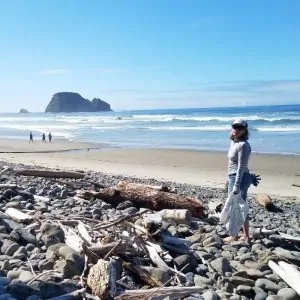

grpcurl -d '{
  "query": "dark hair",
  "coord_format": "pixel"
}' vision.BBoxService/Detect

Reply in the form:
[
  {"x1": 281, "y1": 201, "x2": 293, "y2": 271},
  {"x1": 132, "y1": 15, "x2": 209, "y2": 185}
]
[{"x1": 230, "y1": 127, "x2": 249, "y2": 141}]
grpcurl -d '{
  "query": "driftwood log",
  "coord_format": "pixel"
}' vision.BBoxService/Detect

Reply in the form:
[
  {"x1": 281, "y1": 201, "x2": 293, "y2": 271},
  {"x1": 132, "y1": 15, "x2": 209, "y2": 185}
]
[
  {"x1": 81, "y1": 181, "x2": 204, "y2": 218},
  {"x1": 255, "y1": 194, "x2": 273, "y2": 209},
  {"x1": 87, "y1": 259, "x2": 117, "y2": 299},
  {"x1": 5, "y1": 208, "x2": 33, "y2": 223},
  {"x1": 16, "y1": 169, "x2": 84, "y2": 179},
  {"x1": 269, "y1": 260, "x2": 300, "y2": 295}
]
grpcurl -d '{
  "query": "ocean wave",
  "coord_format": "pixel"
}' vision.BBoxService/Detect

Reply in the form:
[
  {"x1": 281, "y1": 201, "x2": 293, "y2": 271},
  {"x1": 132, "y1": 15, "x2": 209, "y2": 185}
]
[
  {"x1": 256, "y1": 127, "x2": 300, "y2": 132},
  {"x1": 146, "y1": 126, "x2": 230, "y2": 131}
]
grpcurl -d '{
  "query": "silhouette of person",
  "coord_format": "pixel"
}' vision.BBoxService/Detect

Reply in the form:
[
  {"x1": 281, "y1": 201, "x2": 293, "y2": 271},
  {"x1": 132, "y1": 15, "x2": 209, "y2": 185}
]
[
  {"x1": 29, "y1": 132, "x2": 33, "y2": 143},
  {"x1": 48, "y1": 132, "x2": 52, "y2": 143},
  {"x1": 42, "y1": 133, "x2": 46, "y2": 143}
]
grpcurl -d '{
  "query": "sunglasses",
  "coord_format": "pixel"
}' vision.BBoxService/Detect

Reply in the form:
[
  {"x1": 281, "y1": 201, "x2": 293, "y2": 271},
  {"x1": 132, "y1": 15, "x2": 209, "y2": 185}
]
[{"x1": 232, "y1": 124, "x2": 244, "y2": 130}]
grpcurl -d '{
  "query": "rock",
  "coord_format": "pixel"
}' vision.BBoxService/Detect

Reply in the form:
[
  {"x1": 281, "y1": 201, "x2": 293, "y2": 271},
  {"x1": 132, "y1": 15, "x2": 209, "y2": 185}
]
[
  {"x1": 13, "y1": 229, "x2": 38, "y2": 246},
  {"x1": 29, "y1": 281, "x2": 68, "y2": 299},
  {"x1": 244, "y1": 260, "x2": 268, "y2": 271},
  {"x1": 277, "y1": 288, "x2": 300, "y2": 300},
  {"x1": 255, "y1": 279, "x2": 280, "y2": 293},
  {"x1": 237, "y1": 285, "x2": 252, "y2": 293},
  {"x1": 38, "y1": 259, "x2": 55, "y2": 272},
  {"x1": 0, "y1": 294, "x2": 16, "y2": 300},
  {"x1": 142, "y1": 267, "x2": 171, "y2": 284},
  {"x1": 202, "y1": 290, "x2": 219, "y2": 300},
  {"x1": 210, "y1": 257, "x2": 232, "y2": 275},
  {"x1": 246, "y1": 269, "x2": 265, "y2": 279},
  {"x1": 254, "y1": 292, "x2": 268, "y2": 300},
  {"x1": 19, "y1": 109, "x2": 29, "y2": 113},
  {"x1": 196, "y1": 264, "x2": 208, "y2": 276},
  {"x1": 3, "y1": 189, "x2": 17, "y2": 199},
  {"x1": 0, "y1": 276, "x2": 11, "y2": 285},
  {"x1": 10, "y1": 195, "x2": 25, "y2": 203},
  {"x1": 1, "y1": 241, "x2": 19, "y2": 256},
  {"x1": 229, "y1": 276, "x2": 255, "y2": 287},
  {"x1": 40, "y1": 223, "x2": 65, "y2": 247},
  {"x1": 19, "y1": 271, "x2": 34, "y2": 283},
  {"x1": 174, "y1": 254, "x2": 197, "y2": 273},
  {"x1": 18, "y1": 192, "x2": 34, "y2": 201},
  {"x1": 7, "y1": 281, "x2": 39, "y2": 300},
  {"x1": 122, "y1": 207, "x2": 138, "y2": 215},
  {"x1": 194, "y1": 275, "x2": 214, "y2": 287},
  {"x1": 54, "y1": 259, "x2": 83, "y2": 278},
  {"x1": 45, "y1": 92, "x2": 112, "y2": 113},
  {"x1": 116, "y1": 201, "x2": 133, "y2": 210},
  {"x1": 7, "y1": 270, "x2": 21, "y2": 280}
]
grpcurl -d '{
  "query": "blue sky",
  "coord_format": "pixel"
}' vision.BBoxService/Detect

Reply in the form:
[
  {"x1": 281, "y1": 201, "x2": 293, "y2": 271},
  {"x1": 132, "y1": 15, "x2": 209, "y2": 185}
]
[{"x1": 1, "y1": 0, "x2": 300, "y2": 112}]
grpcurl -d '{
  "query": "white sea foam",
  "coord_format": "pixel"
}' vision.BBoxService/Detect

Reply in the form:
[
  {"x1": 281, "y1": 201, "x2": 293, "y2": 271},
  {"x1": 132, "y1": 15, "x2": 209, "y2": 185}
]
[{"x1": 256, "y1": 127, "x2": 300, "y2": 132}]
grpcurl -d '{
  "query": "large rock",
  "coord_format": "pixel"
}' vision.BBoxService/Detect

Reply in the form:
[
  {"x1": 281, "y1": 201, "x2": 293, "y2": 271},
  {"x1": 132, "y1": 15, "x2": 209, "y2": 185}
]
[
  {"x1": 210, "y1": 257, "x2": 232, "y2": 275},
  {"x1": 45, "y1": 92, "x2": 112, "y2": 113},
  {"x1": 19, "y1": 108, "x2": 29, "y2": 113}
]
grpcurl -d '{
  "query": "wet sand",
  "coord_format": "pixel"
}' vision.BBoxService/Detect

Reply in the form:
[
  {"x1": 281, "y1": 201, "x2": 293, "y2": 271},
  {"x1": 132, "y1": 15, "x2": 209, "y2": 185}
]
[{"x1": 0, "y1": 139, "x2": 298, "y2": 198}]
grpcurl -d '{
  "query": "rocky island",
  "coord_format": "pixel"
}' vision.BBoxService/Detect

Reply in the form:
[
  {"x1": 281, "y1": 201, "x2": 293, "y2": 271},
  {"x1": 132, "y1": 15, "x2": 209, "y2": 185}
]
[
  {"x1": 45, "y1": 92, "x2": 112, "y2": 113},
  {"x1": 19, "y1": 109, "x2": 29, "y2": 114}
]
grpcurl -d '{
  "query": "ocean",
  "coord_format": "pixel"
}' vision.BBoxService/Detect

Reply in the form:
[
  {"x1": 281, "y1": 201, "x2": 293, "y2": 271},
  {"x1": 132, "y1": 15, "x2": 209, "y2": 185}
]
[{"x1": 0, "y1": 104, "x2": 299, "y2": 155}]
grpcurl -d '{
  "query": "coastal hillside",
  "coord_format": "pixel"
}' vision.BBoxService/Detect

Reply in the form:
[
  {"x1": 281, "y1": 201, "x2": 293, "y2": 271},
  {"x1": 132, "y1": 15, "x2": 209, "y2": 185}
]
[{"x1": 45, "y1": 92, "x2": 112, "y2": 113}]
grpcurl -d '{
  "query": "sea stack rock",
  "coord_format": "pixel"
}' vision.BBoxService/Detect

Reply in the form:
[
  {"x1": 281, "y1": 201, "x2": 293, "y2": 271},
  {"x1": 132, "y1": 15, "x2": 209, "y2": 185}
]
[
  {"x1": 19, "y1": 108, "x2": 29, "y2": 114},
  {"x1": 45, "y1": 92, "x2": 112, "y2": 113}
]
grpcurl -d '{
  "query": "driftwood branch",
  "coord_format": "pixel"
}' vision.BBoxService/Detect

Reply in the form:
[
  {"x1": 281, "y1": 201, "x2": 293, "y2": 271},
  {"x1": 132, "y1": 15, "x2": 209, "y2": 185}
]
[
  {"x1": 115, "y1": 287, "x2": 205, "y2": 300},
  {"x1": 16, "y1": 169, "x2": 84, "y2": 179}
]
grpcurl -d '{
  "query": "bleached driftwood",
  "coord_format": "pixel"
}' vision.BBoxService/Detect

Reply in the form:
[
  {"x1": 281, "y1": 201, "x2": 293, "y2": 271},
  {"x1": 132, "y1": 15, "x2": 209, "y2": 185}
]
[
  {"x1": 0, "y1": 184, "x2": 18, "y2": 189},
  {"x1": 116, "y1": 287, "x2": 205, "y2": 300},
  {"x1": 0, "y1": 166, "x2": 11, "y2": 175},
  {"x1": 78, "y1": 221, "x2": 92, "y2": 245},
  {"x1": 87, "y1": 242, "x2": 124, "y2": 258},
  {"x1": 5, "y1": 208, "x2": 33, "y2": 223},
  {"x1": 268, "y1": 260, "x2": 300, "y2": 295},
  {"x1": 87, "y1": 259, "x2": 117, "y2": 299},
  {"x1": 159, "y1": 209, "x2": 192, "y2": 225},
  {"x1": 34, "y1": 195, "x2": 50, "y2": 202},
  {"x1": 80, "y1": 181, "x2": 205, "y2": 218},
  {"x1": 144, "y1": 213, "x2": 163, "y2": 230},
  {"x1": 147, "y1": 241, "x2": 173, "y2": 263},
  {"x1": 58, "y1": 222, "x2": 83, "y2": 253},
  {"x1": 16, "y1": 169, "x2": 84, "y2": 179},
  {"x1": 146, "y1": 245, "x2": 186, "y2": 278},
  {"x1": 255, "y1": 194, "x2": 273, "y2": 209},
  {"x1": 279, "y1": 232, "x2": 300, "y2": 243}
]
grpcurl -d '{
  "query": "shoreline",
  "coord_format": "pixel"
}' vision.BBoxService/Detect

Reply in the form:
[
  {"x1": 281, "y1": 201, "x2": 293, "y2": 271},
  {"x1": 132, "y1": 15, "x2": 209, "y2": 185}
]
[{"x1": 0, "y1": 139, "x2": 298, "y2": 199}]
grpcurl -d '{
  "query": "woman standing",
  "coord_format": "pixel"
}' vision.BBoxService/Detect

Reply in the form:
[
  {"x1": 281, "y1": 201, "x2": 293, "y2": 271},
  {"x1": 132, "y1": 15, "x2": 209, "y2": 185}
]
[{"x1": 225, "y1": 119, "x2": 252, "y2": 243}]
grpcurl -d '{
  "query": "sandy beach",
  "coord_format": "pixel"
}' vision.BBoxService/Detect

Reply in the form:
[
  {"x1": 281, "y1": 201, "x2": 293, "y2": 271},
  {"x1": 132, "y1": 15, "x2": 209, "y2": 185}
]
[{"x1": 0, "y1": 139, "x2": 298, "y2": 198}]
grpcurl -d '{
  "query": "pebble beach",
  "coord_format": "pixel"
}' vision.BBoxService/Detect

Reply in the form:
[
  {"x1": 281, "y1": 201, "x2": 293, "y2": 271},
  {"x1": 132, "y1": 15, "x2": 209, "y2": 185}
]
[{"x1": 0, "y1": 148, "x2": 298, "y2": 299}]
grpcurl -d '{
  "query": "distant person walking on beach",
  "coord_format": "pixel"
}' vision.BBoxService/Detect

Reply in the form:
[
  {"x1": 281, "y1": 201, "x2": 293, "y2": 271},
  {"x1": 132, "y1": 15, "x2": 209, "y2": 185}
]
[
  {"x1": 29, "y1": 132, "x2": 33, "y2": 143},
  {"x1": 224, "y1": 119, "x2": 254, "y2": 243},
  {"x1": 48, "y1": 132, "x2": 52, "y2": 143},
  {"x1": 42, "y1": 133, "x2": 46, "y2": 143}
]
